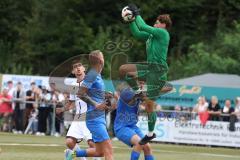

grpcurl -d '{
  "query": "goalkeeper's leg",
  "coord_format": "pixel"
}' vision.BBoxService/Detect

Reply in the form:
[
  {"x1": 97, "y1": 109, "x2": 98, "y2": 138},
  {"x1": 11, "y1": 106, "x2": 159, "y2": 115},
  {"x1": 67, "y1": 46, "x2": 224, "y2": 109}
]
[
  {"x1": 139, "y1": 69, "x2": 172, "y2": 145},
  {"x1": 139, "y1": 97, "x2": 157, "y2": 145}
]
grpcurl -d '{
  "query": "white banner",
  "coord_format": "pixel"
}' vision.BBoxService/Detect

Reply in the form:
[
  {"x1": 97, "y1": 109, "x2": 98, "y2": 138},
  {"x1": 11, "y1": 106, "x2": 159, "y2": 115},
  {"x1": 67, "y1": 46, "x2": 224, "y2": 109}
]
[
  {"x1": 2, "y1": 74, "x2": 49, "y2": 90},
  {"x1": 137, "y1": 116, "x2": 240, "y2": 147},
  {"x1": 0, "y1": 74, "x2": 113, "y2": 93},
  {"x1": 1, "y1": 74, "x2": 76, "y2": 91}
]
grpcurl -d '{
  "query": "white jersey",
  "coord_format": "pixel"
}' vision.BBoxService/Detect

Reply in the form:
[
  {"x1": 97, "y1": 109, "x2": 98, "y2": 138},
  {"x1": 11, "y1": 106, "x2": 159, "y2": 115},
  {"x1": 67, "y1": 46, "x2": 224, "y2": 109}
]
[
  {"x1": 67, "y1": 81, "x2": 92, "y2": 141},
  {"x1": 8, "y1": 87, "x2": 14, "y2": 97},
  {"x1": 69, "y1": 81, "x2": 87, "y2": 115}
]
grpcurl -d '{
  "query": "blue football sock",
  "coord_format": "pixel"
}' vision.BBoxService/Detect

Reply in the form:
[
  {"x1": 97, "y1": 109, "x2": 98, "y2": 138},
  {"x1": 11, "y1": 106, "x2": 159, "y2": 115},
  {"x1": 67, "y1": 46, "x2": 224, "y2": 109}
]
[
  {"x1": 145, "y1": 154, "x2": 154, "y2": 160},
  {"x1": 131, "y1": 150, "x2": 140, "y2": 160},
  {"x1": 76, "y1": 149, "x2": 87, "y2": 157}
]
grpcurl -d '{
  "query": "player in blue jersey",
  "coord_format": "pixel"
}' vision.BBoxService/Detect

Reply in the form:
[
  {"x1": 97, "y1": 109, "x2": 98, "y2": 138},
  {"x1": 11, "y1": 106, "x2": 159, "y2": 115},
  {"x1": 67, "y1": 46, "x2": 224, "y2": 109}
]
[
  {"x1": 70, "y1": 50, "x2": 113, "y2": 160},
  {"x1": 114, "y1": 88, "x2": 154, "y2": 160},
  {"x1": 57, "y1": 60, "x2": 101, "y2": 160}
]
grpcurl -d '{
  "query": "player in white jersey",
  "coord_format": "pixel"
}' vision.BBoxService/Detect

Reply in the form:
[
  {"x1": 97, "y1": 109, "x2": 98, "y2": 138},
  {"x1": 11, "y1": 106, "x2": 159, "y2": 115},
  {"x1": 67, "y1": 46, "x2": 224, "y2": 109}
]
[
  {"x1": 57, "y1": 60, "x2": 100, "y2": 160},
  {"x1": 66, "y1": 84, "x2": 91, "y2": 142}
]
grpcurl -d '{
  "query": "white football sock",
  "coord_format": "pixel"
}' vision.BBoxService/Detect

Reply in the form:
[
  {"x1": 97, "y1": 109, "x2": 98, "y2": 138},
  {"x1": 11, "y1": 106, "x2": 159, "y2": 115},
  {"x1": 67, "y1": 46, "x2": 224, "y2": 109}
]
[{"x1": 147, "y1": 131, "x2": 154, "y2": 137}]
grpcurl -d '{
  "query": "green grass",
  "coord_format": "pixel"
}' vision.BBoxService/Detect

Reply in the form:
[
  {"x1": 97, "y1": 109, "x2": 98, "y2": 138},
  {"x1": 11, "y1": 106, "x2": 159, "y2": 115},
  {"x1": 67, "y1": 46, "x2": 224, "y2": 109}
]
[{"x1": 0, "y1": 132, "x2": 239, "y2": 160}]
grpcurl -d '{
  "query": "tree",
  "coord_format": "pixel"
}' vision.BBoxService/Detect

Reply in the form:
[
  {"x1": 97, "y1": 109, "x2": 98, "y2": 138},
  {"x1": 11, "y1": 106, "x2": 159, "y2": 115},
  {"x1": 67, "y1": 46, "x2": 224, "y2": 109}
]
[
  {"x1": 0, "y1": 0, "x2": 239, "y2": 79},
  {"x1": 169, "y1": 22, "x2": 240, "y2": 80}
]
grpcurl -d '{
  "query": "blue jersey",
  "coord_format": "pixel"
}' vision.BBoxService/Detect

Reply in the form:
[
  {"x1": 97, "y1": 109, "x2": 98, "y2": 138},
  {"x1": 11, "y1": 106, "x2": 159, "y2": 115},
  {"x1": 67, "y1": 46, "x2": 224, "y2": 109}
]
[
  {"x1": 82, "y1": 68, "x2": 105, "y2": 122},
  {"x1": 114, "y1": 98, "x2": 140, "y2": 131}
]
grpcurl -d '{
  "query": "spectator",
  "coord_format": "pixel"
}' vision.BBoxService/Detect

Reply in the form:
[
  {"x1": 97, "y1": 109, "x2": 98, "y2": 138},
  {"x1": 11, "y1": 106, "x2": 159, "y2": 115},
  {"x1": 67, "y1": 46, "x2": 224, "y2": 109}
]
[
  {"x1": 193, "y1": 96, "x2": 208, "y2": 113},
  {"x1": 25, "y1": 106, "x2": 39, "y2": 134},
  {"x1": 7, "y1": 81, "x2": 14, "y2": 97},
  {"x1": 182, "y1": 107, "x2": 192, "y2": 121},
  {"x1": 208, "y1": 96, "x2": 221, "y2": 121},
  {"x1": 12, "y1": 82, "x2": 26, "y2": 134},
  {"x1": 25, "y1": 83, "x2": 41, "y2": 134},
  {"x1": 228, "y1": 97, "x2": 240, "y2": 131},
  {"x1": 202, "y1": 96, "x2": 209, "y2": 108},
  {"x1": 174, "y1": 105, "x2": 181, "y2": 111},
  {"x1": 47, "y1": 82, "x2": 56, "y2": 135},
  {"x1": 193, "y1": 96, "x2": 209, "y2": 125},
  {"x1": 36, "y1": 86, "x2": 51, "y2": 136},
  {"x1": 233, "y1": 97, "x2": 240, "y2": 122},
  {"x1": 222, "y1": 99, "x2": 234, "y2": 122},
  {"x1": 156, "y1": 104, "x2": 162, "y2": 111},
  {"x1": 171, "y1": 105, "x2": 182, "y2": 119},
  {"x1": 53, "y1": 90, "x2": 65, "y2": 137},
  {"x1": 24, "y1": 82, "x2": 37, "y2": 128},
  {"x1": 48, "y1": 82, "x2": 65, "y2": 136},
  {"x1": 0, "y1": 88, "x2": 13, "y2": 131}
]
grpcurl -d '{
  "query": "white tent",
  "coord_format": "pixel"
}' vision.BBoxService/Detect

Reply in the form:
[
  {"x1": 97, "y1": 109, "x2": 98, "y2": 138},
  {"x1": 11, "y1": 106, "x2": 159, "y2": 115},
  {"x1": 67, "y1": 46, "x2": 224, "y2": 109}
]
[{"x1": 171, "y1": 73, "x2": 240, "y2": 88}]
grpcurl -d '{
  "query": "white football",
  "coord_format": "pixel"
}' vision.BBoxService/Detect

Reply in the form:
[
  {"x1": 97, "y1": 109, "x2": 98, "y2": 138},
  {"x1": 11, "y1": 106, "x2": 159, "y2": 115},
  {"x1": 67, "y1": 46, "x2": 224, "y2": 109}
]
[{"x1": 121, "y1": 6, "x2": 135, "y2": 22}]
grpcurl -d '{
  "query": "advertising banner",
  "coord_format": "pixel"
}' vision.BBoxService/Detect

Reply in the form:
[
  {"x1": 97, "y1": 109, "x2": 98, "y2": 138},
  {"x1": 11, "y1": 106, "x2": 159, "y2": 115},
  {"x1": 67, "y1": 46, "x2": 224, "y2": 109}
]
[{"x1": 137, "y1": 116, "x2": 240, "y2": 147}]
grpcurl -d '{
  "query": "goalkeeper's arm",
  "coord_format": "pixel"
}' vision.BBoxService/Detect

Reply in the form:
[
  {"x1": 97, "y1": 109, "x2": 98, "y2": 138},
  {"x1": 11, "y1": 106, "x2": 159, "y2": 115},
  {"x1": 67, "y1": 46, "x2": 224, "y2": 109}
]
[
  {"x1": 130, "y1": 21, "x2": 149, "y2": 40},
  {"x1": 127, "y1": 4, "x2": 160, "y2": 37},
  {"x1": 135, "y1": 15, "x2": 165, "y2": 37}
]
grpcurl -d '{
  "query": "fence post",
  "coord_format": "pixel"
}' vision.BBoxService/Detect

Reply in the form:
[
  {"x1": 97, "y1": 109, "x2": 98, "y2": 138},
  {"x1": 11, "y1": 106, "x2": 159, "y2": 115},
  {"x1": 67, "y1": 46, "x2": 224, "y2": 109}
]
[{"x1": 51, "y1": 103, "x2": 56, "y2": 136}]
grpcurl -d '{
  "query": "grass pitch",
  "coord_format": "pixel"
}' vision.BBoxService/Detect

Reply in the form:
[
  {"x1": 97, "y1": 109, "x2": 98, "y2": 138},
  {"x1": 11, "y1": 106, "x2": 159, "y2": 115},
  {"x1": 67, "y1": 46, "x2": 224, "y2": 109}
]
[{"x1": 0, "y1": 132, "x2": 239, "y2": 160}]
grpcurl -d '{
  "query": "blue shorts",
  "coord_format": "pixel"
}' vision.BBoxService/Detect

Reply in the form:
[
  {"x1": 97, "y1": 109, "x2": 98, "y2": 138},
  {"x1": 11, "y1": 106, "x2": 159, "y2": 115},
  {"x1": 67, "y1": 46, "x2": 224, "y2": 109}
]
[
  {"x1": 115, "y1": 125, "x2": 144, "y2": 147},
  {"x1": 86, "y1": 121, "x2": 110, "y2": 143}
]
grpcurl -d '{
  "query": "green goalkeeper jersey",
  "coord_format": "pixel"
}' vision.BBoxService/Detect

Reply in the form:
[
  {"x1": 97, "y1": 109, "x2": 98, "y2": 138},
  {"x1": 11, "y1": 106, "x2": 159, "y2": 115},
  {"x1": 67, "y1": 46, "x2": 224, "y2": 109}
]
[{"x1": 130, "y1": 15, "x2": 170, "y2": 67}]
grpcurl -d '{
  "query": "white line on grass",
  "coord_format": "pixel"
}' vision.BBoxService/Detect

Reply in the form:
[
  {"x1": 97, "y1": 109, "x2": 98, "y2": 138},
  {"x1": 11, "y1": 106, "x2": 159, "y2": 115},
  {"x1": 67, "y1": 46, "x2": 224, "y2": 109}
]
[
  {"x1": 0, "y1": 143, "x2": 62, "y2": 147},
  {"x1": 112, "y1": 146, "x2": 240, "y2": 159},
  {"x1": 0, "y1": 143, "x2": 239, "y2": 159}
]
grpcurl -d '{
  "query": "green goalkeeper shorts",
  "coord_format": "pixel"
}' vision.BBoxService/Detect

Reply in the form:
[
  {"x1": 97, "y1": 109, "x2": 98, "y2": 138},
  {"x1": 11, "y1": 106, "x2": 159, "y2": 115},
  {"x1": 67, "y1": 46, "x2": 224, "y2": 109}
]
[{"x1": 136, "y1": 63, "x2": 168, "y2": 100}]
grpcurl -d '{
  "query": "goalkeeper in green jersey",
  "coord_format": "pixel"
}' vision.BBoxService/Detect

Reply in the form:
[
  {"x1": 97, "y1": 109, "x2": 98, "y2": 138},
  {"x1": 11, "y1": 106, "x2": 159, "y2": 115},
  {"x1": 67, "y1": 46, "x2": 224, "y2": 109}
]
[{"x1": 119, "y1": 4, "x2": 173, "y2": 145}]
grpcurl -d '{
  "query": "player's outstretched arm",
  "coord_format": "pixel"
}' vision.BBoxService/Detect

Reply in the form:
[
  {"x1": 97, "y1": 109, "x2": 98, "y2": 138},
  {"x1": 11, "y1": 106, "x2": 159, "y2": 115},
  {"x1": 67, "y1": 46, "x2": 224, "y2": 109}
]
[
  {"x1": 135, "y1": 15, "x2": 165, "y2": 37},
  {"x1": 128, "y1": 3, "x2": 164, "y2": 37},
  {"x1": 129, "y1": 21, "x2": 149, "y2": 40}
]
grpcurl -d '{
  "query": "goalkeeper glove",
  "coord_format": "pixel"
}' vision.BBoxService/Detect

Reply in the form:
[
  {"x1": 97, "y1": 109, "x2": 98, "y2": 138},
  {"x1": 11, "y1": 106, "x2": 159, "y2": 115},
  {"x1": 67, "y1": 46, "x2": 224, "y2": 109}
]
[{"x1": 128, "y1": 3, "x2": 140, "y2": 16}]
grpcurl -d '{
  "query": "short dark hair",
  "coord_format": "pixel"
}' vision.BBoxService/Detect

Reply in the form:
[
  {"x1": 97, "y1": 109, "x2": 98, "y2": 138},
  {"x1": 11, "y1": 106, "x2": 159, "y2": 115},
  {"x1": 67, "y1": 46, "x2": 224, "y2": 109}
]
[
  {"x1": 71, "y1": 59, "x2": 82, "y2": 67},
  {"x1": 30, "y1": 82, "x2": 36, "y2": 85},
  {"x1": 157, "y1": 14, "x2": 172, "y2": 30},
  {"x1": 7, "y1": 81, "x2": 13, "y2": 84}
]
